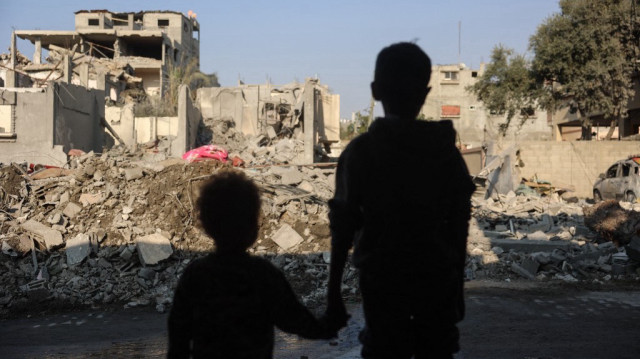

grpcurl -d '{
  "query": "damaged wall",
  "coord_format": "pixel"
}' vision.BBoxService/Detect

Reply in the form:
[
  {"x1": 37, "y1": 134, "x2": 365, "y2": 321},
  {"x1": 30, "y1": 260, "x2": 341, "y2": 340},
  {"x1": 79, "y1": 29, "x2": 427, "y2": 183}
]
[
  {"x1": 0, "y1": 83, "x2": 105, "y2": 166},
  {"x1": 105, "y1": 84, "x2": 200, "y2": 157},
  {"x1": 516, "y1": 141, "x2": 640, "y2": 197},
  {"x1": 172, "y1": 85, "x2": 201, "y2": 158},
  {"x1": 196, "y1": 79, "x2": 340, "y2": 145}
]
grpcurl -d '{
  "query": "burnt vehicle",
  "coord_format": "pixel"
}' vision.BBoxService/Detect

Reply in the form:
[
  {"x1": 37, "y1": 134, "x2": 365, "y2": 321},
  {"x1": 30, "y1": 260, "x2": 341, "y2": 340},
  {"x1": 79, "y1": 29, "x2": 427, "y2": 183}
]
[{"x1": 593, "y1": 156, "x2": 640, "y2": 202}]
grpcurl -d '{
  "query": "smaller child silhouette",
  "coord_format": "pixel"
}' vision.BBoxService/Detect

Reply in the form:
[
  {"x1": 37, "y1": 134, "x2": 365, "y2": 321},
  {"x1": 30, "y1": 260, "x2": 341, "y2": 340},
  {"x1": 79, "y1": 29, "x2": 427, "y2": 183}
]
[{"x1": 168, "y1": 170, "x2": 334, "y2": 359}]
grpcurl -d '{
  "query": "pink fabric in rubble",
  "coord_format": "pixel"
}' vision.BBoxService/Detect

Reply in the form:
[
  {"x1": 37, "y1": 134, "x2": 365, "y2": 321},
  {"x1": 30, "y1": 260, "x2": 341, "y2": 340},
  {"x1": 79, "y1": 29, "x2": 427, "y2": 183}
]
[{"x1": 182, "y1": 145, "x2": 228, "y2": 163}]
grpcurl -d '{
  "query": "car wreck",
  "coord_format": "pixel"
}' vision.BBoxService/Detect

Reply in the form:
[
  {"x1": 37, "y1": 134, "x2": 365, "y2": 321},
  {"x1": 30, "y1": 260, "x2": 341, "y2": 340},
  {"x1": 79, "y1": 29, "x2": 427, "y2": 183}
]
[{"x1": 593, "y1": 155, "x2": 640, "y2": 202}]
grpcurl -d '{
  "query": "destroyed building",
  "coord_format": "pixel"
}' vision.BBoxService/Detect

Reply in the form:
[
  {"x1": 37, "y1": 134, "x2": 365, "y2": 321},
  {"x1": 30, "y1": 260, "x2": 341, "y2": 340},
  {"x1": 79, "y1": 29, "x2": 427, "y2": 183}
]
[
  {"x1": 6, "y1": 10, "x2": 200, "y2": 98},
  {"x1": 1, "y1": 9, "x2": 339, "y2": 166}
]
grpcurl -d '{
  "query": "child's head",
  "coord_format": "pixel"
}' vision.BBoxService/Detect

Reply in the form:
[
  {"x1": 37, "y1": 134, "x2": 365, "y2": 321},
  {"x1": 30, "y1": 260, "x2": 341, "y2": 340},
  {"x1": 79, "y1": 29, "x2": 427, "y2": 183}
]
[
  {"x1": 197, "y1": 170, "x2": 261, "y2": 253},
  {"x1": 372, "y1": 42, "x2": 432, "y2": 119}
]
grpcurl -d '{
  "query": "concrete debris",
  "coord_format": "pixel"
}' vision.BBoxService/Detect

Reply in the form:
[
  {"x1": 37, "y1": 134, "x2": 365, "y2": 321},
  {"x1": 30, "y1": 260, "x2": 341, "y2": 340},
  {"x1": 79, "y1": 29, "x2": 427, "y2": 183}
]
[
  {"x1": 20, "y1": 220, "x2": 63, "y2": 250},
  {"x1": 2, "y1": 134, "x2": 640, "y2": 316},
  {"x1": 62, "y1": 202, "x2": 82, "y2": 219},
  {"x1": 271, "y1": 224, "x2": 304, "y2": 251},
  {"x1": 136, "y1": 233, "x2": 173, "y2": 266},
  {"x1": 467, "y1": 187, "x2": 639, "y2": 283},
  {"x1": 124, "y1": 167, "x2": 144, "y2": 181},
  {"x1": 65, "y1": 234, "x2": 91, "y2": 266}
]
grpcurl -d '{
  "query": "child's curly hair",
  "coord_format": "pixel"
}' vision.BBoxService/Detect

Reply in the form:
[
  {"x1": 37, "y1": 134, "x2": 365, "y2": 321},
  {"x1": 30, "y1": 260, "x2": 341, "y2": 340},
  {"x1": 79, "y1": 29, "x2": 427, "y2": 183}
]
[{"x1": 197, "y1": 170, "x2": 261, "y2": 252}]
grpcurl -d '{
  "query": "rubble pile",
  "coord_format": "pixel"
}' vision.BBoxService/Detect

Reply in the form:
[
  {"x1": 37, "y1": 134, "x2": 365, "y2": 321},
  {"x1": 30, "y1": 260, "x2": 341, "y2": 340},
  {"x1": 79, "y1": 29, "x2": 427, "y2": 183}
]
[
  {"x1": 467, "y1": 190, "x2": 640, "y2": 282},
  {"x1": 0, "y1": 141, "x2": 351, "y2": 315},
  {"x1": 2, "y1": 137, "x2": 639, "y2": 316}
]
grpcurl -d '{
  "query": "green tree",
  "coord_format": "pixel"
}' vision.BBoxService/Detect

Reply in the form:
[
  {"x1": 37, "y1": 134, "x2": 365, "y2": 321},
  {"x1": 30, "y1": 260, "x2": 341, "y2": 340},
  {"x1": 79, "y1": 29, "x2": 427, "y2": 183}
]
[
  {"x1": 530, "y1": 0, "x2": 639, "y2": 140},
  {"x1": 467, "y1": 45, "x2": 538, "y2": 135}
]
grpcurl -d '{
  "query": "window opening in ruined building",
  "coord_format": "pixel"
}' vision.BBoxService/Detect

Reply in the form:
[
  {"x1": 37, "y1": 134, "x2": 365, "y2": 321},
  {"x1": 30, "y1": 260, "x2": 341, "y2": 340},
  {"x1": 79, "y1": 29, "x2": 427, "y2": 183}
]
[
  {"x1": 472, "y1": 71, "x2": 478, "y2": 77},
  {"x1": 184, "y1": 22, "x2": 189, "y2": 32},
  {"x1": 112, "y1": 14, "x2": 129, "y2": 27},
  {"x1": 174, "y1": 49, "x2": 179, "y2": 62},
  {"x1": 88, "y1": 18, "x2": 99, "y2": 26},
  {"x1": 442, "y1": 71, "x2": 459, "y2": 81},
  {"x1": 158, "y1": 19, "x2": 169, "y2": 27},
  {"x1": 123, "y1": 41, "x2": 162, "y2": 60},
  {"x1": 441, "y1": 105, "x2": 461, "y2": 118}
]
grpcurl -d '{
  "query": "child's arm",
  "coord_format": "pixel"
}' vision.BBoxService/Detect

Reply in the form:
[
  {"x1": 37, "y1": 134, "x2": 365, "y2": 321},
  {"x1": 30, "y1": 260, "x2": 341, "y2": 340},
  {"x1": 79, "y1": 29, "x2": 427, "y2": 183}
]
[
  {"x1": 270, "y1": 267, "x2": 336, "y2": 340},
  {"x1": 167, "y1": 270, "x2": 194, "y2": 358}
]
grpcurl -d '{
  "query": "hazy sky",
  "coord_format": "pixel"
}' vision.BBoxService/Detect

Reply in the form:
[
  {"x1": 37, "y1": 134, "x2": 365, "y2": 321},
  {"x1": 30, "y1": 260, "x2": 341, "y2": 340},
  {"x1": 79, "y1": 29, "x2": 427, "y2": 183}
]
[{"x1": 0, "y1": 0, "x2": 560, "y2": 118}]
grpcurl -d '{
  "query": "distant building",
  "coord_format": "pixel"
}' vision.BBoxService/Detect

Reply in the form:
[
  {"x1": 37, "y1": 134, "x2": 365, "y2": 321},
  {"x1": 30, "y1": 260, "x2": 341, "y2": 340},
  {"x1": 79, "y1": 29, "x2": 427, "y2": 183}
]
[{"x1": 420, "y1": 63, "x2": 552, "y2": 147}]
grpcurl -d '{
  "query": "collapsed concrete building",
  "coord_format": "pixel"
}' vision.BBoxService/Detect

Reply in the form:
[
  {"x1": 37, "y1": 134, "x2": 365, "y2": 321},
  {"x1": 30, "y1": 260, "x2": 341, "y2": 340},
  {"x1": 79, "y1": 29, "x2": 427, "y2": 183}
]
[
  {"x1": 6, "y1": 10, "x2": 200, "y2": 98},
  {"x1": 0, "y1": 10, "x2": 339, "y2": 166}
]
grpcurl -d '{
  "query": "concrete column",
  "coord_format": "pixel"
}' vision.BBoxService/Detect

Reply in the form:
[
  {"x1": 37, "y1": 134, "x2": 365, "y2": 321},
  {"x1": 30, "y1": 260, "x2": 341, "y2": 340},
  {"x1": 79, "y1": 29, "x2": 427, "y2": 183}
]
[
  {"x1": 128, "y1": 14, "x2": 134, "y2": 30},
  {"x1": 96, "y1": 71, "x2": 106, "y2": 91},
  {"x1": 34, "y1": 37, "x2": 42, "y2": 64},
  {"x1": 79, "y1": 38, "x2": 86, "y2": 54},
  {"x1": 303, "y1": 80, "x2": 315, "y2": 164},
  {"x1": 79, "y1": 63, "x2": 89, "y2": 88},
  {"x1": 6, "y1": 31, "x2": 16, "y2": 87},
  {"x1": 113, "y1": 38, "x2": 121, "y2": 59},
  {"x1": 63, "y1": 54, "x2": 72, "y2": 83}
]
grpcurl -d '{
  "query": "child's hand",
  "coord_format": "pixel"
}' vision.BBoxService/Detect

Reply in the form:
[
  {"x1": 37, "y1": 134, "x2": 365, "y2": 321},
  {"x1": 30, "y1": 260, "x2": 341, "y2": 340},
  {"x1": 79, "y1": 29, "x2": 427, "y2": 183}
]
[{"x1": 322, "y1": 299, "x2": 350, "y2": 334}]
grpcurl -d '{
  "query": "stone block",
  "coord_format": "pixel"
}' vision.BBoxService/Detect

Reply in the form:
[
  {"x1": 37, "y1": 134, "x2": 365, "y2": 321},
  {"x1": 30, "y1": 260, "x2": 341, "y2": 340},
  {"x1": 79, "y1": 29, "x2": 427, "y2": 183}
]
[
  {"x1": 136, "y1": 233, "x2": 173, "y2": 265},
  {"x1": 297, "y1": 181, "x2": 315, "y2": 193},
  {"x1": 79, "y1": 193, "x2": 104, "y2": 207},
  {"x1": 66, "y1": 234, "x2": 91, "y2": 266},
  {"x1": 63, "y1": 202, "x2": 82, "y2": 219},
  {"x1": 20, "y1": 220, "x2": 63, "y2": 250},
  {"x1": 124, "y1": 167, "x2": 144, "y2": 181},
  {"x1": 272, "y1": 224, "x2": 304, "y2": 251},
  {"x1": 279, "y1": 169, "x2": 303, "y2": 185}
]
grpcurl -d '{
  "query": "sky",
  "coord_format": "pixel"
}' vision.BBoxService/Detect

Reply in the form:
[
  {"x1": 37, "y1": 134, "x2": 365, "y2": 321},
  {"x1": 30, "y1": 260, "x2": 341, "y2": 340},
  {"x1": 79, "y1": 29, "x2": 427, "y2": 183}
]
[{"x1": 0, "y1": 0, "x2": 560, "y2": 118}]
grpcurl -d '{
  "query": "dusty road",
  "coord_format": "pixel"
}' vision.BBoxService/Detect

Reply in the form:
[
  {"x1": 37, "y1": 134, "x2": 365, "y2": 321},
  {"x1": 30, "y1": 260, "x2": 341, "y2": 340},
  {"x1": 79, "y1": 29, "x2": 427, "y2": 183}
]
[{"x1": 1, "y1": 281, "x2": 639, "y2": 359}]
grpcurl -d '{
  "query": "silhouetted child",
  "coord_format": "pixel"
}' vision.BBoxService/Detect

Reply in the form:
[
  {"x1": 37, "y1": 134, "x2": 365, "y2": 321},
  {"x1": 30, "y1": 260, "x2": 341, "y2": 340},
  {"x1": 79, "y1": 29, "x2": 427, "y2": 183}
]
[
  {"x1": 325, "y1": 42, "x2": 475, "y2": 358},
  {"x1": 168, "y1": 170, "x2": 334, "y2": 359}
]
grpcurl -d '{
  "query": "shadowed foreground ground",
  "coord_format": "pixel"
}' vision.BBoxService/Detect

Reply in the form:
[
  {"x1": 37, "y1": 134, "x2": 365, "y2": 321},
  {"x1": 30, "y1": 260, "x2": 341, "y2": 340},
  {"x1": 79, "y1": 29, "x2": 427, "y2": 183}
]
[{"x1": 1, "y1": 282, "x2": 639, "y2": 359}]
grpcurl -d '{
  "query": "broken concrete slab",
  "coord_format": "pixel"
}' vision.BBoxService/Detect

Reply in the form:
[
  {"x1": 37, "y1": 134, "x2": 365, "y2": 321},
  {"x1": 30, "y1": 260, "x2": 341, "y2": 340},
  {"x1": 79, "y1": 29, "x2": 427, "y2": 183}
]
[
  {"x1": 135, "y1": 233, "x2": 173, "y2": 265},
  {"x1": 124, "y1": 167, "x2": 144, "y2": 181},
  {"x1": 490, "y1": 238, "x2": 571, "y2": 253},
  {"x1": 79, "y1": 193, "x2": 104, "y2": 207},
  {"x1": 279, "y1": 169, "x2": 303, "y2": 186},
  {"x1": 20, "y1": 220, "x2": 63, "y2": 250},
  {"x1": 62, "y1": 202, "x2": 82, "y2": 219},
  {"x1": 527, "y1": 230, "x2": 549, "y2": 241},
  {"x1": 65, "y1": 234, "x2": 91, "y2": 266},
  {"x1": 272, "y1": 224, "x2": 304, "y2": 250}
]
